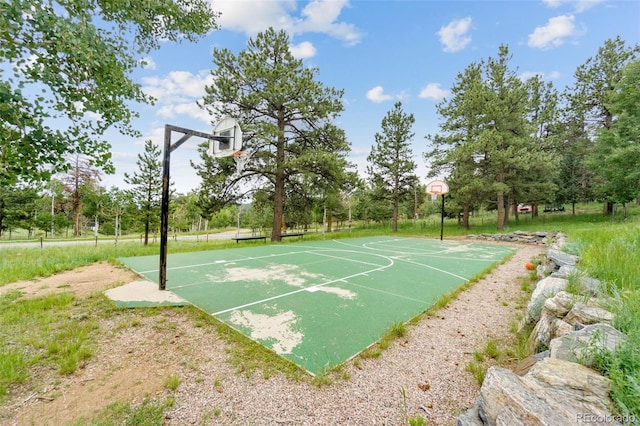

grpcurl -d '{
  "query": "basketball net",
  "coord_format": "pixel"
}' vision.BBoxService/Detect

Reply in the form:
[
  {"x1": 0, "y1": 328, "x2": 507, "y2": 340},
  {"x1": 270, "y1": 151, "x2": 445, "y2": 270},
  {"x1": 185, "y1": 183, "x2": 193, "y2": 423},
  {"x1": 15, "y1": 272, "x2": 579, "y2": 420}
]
[{"x1": 233, "y1": 150, "x2": 251, "y2": 174}]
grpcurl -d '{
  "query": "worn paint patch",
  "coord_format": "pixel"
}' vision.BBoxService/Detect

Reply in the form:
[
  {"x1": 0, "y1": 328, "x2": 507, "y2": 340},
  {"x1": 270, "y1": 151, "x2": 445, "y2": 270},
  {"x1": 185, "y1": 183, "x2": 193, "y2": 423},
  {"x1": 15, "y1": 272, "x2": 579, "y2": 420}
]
[
  {"x1": 228, "y1": 310, "x2": 303, "y2": 354},
  {"x1": 208, "y1": 264, "x2": 357, "y2": 299}
]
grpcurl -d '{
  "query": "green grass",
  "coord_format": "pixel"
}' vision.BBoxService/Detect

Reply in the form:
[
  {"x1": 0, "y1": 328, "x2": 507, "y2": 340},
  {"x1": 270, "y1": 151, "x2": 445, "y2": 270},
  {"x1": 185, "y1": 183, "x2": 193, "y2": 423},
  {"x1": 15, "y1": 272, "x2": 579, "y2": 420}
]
[
  {"x1": 566, "y1": 222, "x2": 640, "y2": 421},
  {"x1": 2, "y1": 203, "x2": 631, "y2": 287},
  {"x1": 465, "y1": 361, "x2": 487, "y2": 386},
  {"x1": 0, "y1": 292, "x2": 106, "y2": 399},
  {"x1": 1, "y1": 204, "x2": 639, "y2": 421},
  {"x1": 360, "y1": 321, "x2": 408, "y2": 359},
  {"x1": 72, "y1": 397, "x2": 174, "y2": 426},
  {"x1": 164, "y1": 374, "x2": 181, "y2": 391}
]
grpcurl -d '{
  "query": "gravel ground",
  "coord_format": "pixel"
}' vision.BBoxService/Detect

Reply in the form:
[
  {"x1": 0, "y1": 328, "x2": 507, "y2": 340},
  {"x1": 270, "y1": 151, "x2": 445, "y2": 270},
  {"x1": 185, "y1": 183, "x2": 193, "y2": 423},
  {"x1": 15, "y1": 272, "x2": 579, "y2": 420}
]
[
  {"x1": 1, "y1": 243, "x2": 544, "y2": 426},
  {"x1": 162, "y1": 243, "x2": 544, "y2": 425}
]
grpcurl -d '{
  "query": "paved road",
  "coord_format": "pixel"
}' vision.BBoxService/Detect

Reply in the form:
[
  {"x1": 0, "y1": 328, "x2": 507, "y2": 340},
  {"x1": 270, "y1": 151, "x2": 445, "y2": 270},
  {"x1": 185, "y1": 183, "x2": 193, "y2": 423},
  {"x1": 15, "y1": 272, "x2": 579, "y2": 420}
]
[{"x1": 0, "y1": 230, "x2": 250, "y2": 250}]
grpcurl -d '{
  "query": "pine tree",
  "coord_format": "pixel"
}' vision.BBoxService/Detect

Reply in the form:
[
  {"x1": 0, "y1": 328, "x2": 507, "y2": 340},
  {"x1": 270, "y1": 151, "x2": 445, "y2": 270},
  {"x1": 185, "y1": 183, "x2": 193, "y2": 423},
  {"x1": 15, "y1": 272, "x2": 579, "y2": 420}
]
[
  {"x1": 124, "y1": 140, "x2": 163, "y2": 245},
  {"x1": 199, "y1": 28, "x2": 349, "y2": 241},
  {"x1": 367, "y1": 102, "x2": 418, "y2": 232},
  {"x1": 561, "y1": 37, "x2": 639, "y2": 214}
]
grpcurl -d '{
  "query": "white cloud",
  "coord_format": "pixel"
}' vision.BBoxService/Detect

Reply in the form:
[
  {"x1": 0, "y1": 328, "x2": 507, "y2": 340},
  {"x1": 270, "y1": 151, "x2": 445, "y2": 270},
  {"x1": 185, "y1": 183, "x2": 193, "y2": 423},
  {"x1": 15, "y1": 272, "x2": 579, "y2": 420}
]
[
  {"x1": 366, "y1": 86, "x2": 395, "y2": 103},
  {"x1": 157, "y1": 103, "x2": 213, "y2": 124},
  {"x1": 547, "y1": 71, "x2": 561, "y2": 79},
  {"x1": 519, "y1": 70, "x2": 562, "y2": 81},
  {"x1": 289, "y1": 41, "x2": 317, "y2": 59},
  {"x1": 142, "y1": 71, "x2": 214, "y2": 103},
  {"x1": 419, "y1": 83, "x2": 449, "y2": 100},
  {"x1": 213, "y1": 0, "x2": 296, "y2": 35},
  {"x1": 437, "y1": 17, "x2": 472, "y2": 53},
  {"x1": 211, "y1": 0, "x2": 362, "y2": 45},
  {"x1": 293, "y1": 0, "x2": 362, "y2": 46},
  {"x1": 140, "y1": 57, "x2": 156, "y2": 70},
  {"x1": 528, "y1": 14, "x2": 577, "y2": 49},
  {"x1": 141, "y1": 71, "x2": 216, "y2": 124},
  {"x1": 542, "y1": 0, "x2": 604, "y2": 13}
]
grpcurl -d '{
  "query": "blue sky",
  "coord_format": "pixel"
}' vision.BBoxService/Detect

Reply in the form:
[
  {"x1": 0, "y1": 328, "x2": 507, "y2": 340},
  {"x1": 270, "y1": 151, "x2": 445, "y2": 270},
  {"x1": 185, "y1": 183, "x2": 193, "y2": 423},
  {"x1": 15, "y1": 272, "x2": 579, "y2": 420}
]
[{"x1": 103, "y1": 0, "x2": 640, "y2": 193}]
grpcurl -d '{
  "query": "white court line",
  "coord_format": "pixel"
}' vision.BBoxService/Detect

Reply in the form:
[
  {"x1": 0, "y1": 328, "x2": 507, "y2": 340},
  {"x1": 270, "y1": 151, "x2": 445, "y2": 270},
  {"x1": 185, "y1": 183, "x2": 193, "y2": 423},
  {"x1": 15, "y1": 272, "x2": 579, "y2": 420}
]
[
  {"x1": 137, "y1": 249, "x2": 319, "y2": 274},
  {"x1": 212, "y1": 259, "x2": 394, "y2": 316},
  {"x1": 303, "y1": 249, "x2": 393, "y2": 268},
  {"x1": 346, "y1": 282, "x2": 430, "y2": 304},
  {"x1": 336, "y1": 238, "x2": 441, "y2": 256},
  {"x1": 338, "y1": 238, "x2": 511, "y2": 262},
  {"x1": 333, "y1": 239, "x2": 473, "y2": 280},
  {"x1": 168, "y1": 250, "x2": 394, "y2": 291},
  {"x1": 393, "y1": 257, "x2": 470, "y2": 281}
]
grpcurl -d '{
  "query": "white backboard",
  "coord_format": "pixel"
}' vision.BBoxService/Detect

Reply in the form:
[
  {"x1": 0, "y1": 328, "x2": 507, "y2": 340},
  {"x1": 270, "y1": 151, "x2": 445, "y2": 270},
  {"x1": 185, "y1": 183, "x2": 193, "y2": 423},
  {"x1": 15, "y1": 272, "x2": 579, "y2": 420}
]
[{"x1": 208, "y1": 117, "x2": 243, "y2": 158}]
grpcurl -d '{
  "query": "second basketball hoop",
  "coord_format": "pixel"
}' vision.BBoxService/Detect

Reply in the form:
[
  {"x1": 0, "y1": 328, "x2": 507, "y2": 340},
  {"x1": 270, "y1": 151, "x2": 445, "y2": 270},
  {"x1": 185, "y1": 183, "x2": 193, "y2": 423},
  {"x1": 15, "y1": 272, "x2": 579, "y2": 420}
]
[{"x1": 425, "y1": 179, "x2": 449, "y2": 196}]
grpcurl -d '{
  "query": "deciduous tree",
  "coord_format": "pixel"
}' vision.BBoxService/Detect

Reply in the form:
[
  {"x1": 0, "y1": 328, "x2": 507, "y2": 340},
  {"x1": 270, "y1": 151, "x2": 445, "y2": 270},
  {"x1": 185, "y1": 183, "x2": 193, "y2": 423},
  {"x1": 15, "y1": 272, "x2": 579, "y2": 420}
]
[{"x1": 0, "y1": 0, "x2": 217, "y2": 185}]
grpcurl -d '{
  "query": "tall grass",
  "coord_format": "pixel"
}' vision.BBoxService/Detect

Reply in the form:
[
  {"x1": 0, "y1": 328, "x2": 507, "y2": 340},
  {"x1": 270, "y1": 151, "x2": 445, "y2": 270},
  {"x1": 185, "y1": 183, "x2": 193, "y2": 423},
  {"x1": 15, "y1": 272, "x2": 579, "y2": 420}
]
[
  {"x1": 572, "y1": 224, "x2": 640, "y2": 292},
  {"x1": 567, "y1": 221, "x2": 640, "y2": 420}
]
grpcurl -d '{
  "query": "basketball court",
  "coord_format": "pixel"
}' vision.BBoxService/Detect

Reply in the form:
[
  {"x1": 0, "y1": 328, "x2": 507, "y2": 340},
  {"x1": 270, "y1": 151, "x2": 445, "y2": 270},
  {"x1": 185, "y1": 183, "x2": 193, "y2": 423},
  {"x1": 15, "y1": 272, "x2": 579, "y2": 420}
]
[{"x1": 114, "y1": 236, "x2": 514, "y2": 375}]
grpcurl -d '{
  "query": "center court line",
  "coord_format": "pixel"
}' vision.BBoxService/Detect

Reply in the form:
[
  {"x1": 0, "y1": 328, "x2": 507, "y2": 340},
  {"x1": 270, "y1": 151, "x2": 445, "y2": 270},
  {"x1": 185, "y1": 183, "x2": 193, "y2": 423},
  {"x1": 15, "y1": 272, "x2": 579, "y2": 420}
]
[{"x1": 211, "y1": 261, "x2": 394, "y2": 317}]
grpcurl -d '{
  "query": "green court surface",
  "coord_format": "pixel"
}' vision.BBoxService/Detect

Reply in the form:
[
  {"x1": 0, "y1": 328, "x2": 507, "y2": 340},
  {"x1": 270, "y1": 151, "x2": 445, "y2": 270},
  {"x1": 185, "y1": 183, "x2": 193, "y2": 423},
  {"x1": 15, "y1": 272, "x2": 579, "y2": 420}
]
[{"x1": 118, "y1": 236, "x2": 514, "y2": 375}]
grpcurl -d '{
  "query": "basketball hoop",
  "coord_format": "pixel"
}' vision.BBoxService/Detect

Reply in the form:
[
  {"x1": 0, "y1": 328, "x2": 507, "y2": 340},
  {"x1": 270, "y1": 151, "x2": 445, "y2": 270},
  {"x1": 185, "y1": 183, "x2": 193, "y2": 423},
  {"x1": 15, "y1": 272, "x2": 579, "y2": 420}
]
[
  {"x1": 208, "y1": 117, "x2": 243, "y2": 158},
  {"x1": 425, "y1": 179, "x2": 449, "y2": 196},
  {"x1": 233, "y1": 150, "x2": 251, "y2": 174},
  {"x1": 425, "y1": 179, "x2": 450, "y2": 241}
]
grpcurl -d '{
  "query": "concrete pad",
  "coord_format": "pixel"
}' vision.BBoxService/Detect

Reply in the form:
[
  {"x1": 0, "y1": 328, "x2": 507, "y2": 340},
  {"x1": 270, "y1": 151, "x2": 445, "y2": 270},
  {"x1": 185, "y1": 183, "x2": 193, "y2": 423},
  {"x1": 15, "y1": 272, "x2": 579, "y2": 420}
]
[{"x1": 104, "y1": 280, "x2": 189, "y2": 308}]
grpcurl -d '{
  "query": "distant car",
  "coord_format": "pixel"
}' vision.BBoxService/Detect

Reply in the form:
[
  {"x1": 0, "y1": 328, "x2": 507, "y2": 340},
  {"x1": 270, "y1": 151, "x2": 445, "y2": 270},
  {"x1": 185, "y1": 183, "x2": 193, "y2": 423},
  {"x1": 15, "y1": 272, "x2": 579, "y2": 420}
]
[{"x1": 517, "y1": 204, "x2": 532, "y2": 213}]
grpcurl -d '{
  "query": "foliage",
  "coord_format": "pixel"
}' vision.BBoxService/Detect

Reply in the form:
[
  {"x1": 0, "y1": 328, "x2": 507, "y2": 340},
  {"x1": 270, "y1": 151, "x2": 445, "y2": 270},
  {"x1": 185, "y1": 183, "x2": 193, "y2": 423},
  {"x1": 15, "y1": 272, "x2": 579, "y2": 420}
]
[
  {"x1": 198, "y1": 28, "x2": 350, "y2": 241},
  {"x1": 62, "y1": 155, "x2": 102, "y2": 237},
  {"x1": 73, "y1": 398, "x2": 173, "y2": 426},
  {"x1": 367, "y1": 102, "x2": 418, "y2": 232},
  {"x1": 124, "y1": 140, "x2": 163, "y2": 245},
  {"x1": 0, "y1": 185, "x2": 40, "y2": 237},
  {"x1": 427, "y1": 45, "x2": 559, "y2": 230},
  {"x1": 589, "y1": 60, "x2": 640, "y2": 208},
  {"x1": 559, "y1": 37, "x2": 640, "y2": 213},
  {"x1": 0, "y1": 0, "x2": 217, "y2": 185}
]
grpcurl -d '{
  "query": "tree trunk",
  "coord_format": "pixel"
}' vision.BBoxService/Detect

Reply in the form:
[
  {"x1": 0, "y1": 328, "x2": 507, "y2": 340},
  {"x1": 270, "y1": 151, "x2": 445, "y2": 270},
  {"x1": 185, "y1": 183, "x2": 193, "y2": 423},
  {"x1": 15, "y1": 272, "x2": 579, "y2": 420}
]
[
  {"x1": 504, "y1": 195, "x2": 511, "y2": 224},
  {"x1": 392, "y1": 175, "x2": 399, "y2": 232},
  {"x1": 144, "y1": 216, "x2": 150, "y2": 246},
  {"x1": 462, "y1": 205, "x2": 470, "y2": 229},
  {"x1": 497, "y1": 194, "x2": 505, "y2": 231},
  {"x1": 271, "y1": 110, "x2": 286, "y2": 242},
  {"x1": 392, "y1": 197, "x2": 399, "y2": 233}
]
